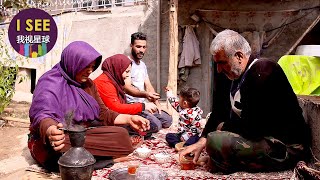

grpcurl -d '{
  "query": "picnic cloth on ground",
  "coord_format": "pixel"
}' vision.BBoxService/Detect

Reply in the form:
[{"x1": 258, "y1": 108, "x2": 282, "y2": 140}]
[
  {"x1": 278, "y1": 55, "x2": 320, "y2": 95},
  {"x1": 92, "y1": 126, "x2": 294, "y2": 179},
  {"x1": 26, "y1": 125, "x2": 295, "y2": 179},
  {"x1": 294, "y1": 161, "x2": 320, "y2": 179}
]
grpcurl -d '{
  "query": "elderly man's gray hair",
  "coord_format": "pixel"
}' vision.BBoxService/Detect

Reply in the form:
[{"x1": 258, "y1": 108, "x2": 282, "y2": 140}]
[{"x1": 210, "y1": 29, "x2": 251, "y2": 58}]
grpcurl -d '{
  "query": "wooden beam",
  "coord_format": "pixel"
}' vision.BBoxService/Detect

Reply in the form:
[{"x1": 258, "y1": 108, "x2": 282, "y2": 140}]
[
  {"x1": 167, "y1": 0, "x2": 179, "y2": 118},
  {"x1": 168, "y1": 0, "x2": 178, "y2": 95}
]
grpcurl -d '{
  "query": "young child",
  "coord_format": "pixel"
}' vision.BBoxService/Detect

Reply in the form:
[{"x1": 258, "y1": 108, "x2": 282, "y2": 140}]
[{"x1": 165, "y1": 86, "x2": 203, "y2": 148}]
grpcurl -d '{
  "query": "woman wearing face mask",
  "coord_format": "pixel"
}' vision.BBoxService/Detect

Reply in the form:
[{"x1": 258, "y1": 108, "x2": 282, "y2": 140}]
[{"x1": 28, "y1": 41, "x2": 150, "y2": 172}]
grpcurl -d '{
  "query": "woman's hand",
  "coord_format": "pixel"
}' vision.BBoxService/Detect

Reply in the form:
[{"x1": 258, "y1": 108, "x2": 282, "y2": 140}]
[
  {"x1": 179, "y1": 137, "x2": 207, "y2": 164},
  {"x1": 144, "y1": 102, "x2": 158, "y2": 113},
  {"x1": 128, "y1": 115, "x2": 150, "y2": 132},
  {"x1": 46, "y1": 123, "x2": 65, "y2": 151}
]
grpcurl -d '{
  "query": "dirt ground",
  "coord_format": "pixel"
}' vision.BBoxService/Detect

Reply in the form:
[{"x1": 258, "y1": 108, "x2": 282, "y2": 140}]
[
  {"x1": 0, "y1": 100, "x2": 175, "y2": 180},
  {"x1": 0, "y1": 125, "x2": 29, "y2": 161},
  {"x1": 0, "y1": 101, "x2": 30, "y2": 161},
  {"x1": 0, "y1": 101, "x2": 38, "y2": 179}
]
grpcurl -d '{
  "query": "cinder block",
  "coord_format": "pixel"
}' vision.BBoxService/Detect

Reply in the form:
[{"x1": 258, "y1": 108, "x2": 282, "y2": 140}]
[{"x1": 298, "y1": 95, "x2": 320, "y2": 161}]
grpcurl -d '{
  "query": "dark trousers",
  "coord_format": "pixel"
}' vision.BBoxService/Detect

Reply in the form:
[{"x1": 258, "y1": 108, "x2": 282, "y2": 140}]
[
  {"x1": 165, "y1": 133, "x2": 200, "y2": 148},
  {"x1": 140, "y1": 110, "x2": 173, "y2": 132}
]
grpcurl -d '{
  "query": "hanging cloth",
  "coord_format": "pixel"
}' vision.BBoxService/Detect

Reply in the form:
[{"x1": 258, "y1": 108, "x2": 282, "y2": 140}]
[{"x1": 178, "y1": 26, "x2": 201, "y2": 68}]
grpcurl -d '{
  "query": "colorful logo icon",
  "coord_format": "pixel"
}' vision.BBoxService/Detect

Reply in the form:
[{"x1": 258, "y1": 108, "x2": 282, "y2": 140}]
[{"x1": 8, "y1": 8, "x2": 58, "y2": 58}]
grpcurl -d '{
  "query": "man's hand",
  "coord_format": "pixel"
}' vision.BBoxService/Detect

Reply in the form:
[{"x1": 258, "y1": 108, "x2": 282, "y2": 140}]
[
  {"x1": 144, "y1": 102, "x2": 158, "y2": 113},
  {"x1": 46, "y1": 123, "x2": 65, "y2": 151},
  {"x1": 128, "y1": 115, "x2": 150, "y2": 132},
  {"x1": 145, "y1": 92, "x2": 160, "y2": 102},
  {"x1": 179, "y1": 137, "x2": 207, "y2": 164}
]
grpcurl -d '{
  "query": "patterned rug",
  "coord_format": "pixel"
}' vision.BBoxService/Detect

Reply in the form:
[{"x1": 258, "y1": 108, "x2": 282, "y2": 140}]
[{"x1": 92, "y1": 127, "x2": 294, "y2": 180}]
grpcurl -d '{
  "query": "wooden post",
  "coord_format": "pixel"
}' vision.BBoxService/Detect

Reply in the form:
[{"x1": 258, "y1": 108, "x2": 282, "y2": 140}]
[
  {"x1": 167, "y1": 0, "x2": 178, "y2": 119},
  {"x1": 168, "y1": 0, "x2": 178, "y2": 94}
]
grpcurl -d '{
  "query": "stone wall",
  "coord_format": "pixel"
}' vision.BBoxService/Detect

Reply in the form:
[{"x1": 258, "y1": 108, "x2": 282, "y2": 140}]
[{"x1": 298, "y1": 95, "x2": 320, "y2": 161}]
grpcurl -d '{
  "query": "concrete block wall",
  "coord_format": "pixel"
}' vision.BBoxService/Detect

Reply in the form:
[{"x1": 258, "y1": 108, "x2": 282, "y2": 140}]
[{"x1": 298, "y1": 95, "x2": 320, "y2": 161}]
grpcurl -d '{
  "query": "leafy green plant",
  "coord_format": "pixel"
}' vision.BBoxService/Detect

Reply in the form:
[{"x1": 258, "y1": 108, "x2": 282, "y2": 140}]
[
  {"x1": 0, "y1": 0, "x2": 48, "y2": 22},
  {"x1": 2, "y1": 0, "x2": 28, "y2": 9},
  {"x1": 0, "y1": 0, "x2": 26, "y2": 22},
  {"x1": 0, "y1": 63, "x2": 18, "y2": 113},
  {"x1": 0, "y1": 29, "x2": 21, "y2": 113}
]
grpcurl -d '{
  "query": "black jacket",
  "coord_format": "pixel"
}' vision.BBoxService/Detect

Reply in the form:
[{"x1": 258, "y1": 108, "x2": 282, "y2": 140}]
[{"x1": 202, "y1": 57, "x2": 310, "y2": 146}]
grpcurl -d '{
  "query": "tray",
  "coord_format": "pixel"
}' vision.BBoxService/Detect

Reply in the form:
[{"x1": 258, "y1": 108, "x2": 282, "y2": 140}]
[
  {"x1": 109, "y1": 168, "x2": 131, "y2": 180},
  {"x1": 109, "y1": 167, "x2": 168, "y2": 180}
]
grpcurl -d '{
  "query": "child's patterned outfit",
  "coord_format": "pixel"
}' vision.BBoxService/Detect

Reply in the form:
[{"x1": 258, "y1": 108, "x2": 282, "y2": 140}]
[{"x1": 165, "y1": 91, "x2": 203, "y2": 147}]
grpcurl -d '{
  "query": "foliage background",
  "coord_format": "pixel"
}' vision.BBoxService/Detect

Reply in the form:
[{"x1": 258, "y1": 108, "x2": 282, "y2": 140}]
[
  {"x1": 0, "y1": 0, "x2": 34, "y2": 113},
  {"x1": 0, "y1": 29, "x2": 19, "y2": 113}
]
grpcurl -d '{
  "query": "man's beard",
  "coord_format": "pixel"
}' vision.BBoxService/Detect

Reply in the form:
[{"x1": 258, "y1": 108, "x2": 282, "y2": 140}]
[
  {"x1": 132, "y1": 50, "x2": 144, "y2": 60},
  {"x1": 225, "y1": 64, "x2": 242, "y2": 80}
]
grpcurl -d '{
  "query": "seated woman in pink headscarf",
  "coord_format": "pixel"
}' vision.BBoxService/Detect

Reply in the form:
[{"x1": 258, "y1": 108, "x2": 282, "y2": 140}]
[
  {"x1": 94, "y1": 54, "x2": 172, "y2": 137},
  {"x1": 28, "y1": 41, "x2": 150, "y2": 172}
]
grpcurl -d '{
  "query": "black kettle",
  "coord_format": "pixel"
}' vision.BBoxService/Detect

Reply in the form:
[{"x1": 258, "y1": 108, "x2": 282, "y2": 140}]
[{"x1": 58, "y1": 125, "x2": 96, "y2": 180}]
